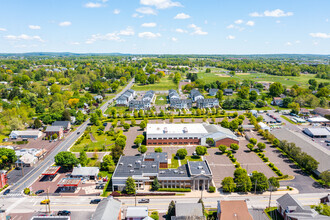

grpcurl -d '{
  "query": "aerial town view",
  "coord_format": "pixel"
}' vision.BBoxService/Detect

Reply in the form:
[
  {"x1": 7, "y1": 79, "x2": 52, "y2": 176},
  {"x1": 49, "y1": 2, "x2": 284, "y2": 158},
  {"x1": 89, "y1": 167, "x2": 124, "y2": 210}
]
[{"x1": 0, "y1": 0, "x2": 329, "y2": 220}]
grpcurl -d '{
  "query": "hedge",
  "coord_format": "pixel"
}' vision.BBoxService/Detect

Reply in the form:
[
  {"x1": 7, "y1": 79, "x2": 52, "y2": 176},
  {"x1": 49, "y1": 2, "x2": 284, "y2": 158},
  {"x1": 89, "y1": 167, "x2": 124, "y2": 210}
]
[{"x1": 158, "y1": 188, "x2": 191, "y2": 192}]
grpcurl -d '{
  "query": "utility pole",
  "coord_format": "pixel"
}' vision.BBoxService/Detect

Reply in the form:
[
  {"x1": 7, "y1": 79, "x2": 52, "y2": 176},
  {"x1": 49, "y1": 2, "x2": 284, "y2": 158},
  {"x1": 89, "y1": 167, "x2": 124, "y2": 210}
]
[{"x1": 47, "y1": 188, "x2": 51, "y2": 214}]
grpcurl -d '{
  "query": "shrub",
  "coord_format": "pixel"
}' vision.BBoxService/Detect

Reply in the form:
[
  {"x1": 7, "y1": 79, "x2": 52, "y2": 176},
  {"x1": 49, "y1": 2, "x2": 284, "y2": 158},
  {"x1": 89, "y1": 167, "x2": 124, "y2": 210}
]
[
  {"x1": 24, "y1": 188, "x2": 30, "y2": 195},
  {"x1": 268, "y1": 163, "x2": 274, "y2": 168},
  {"x1": 208, "y1": 186, "x2": 216, "y2": 193},
  {"x1": 150, "y1": 211, "x2": 159, "y2": 220},
  {"x1": 158, "y1": 188, "x2": 191, "y2": 192},
  {"x1": 235, "y1": 163, "x2": 240, "y2": 168}
]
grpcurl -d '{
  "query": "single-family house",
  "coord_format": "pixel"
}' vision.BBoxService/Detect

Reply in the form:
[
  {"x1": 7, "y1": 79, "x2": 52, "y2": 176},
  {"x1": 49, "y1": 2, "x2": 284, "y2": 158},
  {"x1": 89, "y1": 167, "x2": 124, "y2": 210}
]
[
  {"x1": 272, "y1": 97, "x2": 283, "y2": 106},
  {"x1": 190, "y1": 89, "x2": 204, "y2": 102},
  {"x1": 197, "y1": 98, "x2": 219, "y2": 109},
  {"x1": 15, "y1": 153, "x2": 38, "y2": 167},
  {"x1": 52, "y1": 121, "x2": 71, "y2": 131},
  {"x1": 169, "y1": 89, "x2": 180, "y2": 100},
  {"x1": 320, "y1": 194, "x2": 330, "y2": 205},
  {"x1": 313, "y1": 107, "x2": 330, "y2": 117},
  {"x1": 223, "y1": 89, "x2": 233, "y2": 96},
  {"x1": 116, "y1": 89, "x2": 136, "y2": 106},
  {"x1": 94, "y1": 95, "x2": 103, "y2": 102},
  {"x1": 173, "y1": 203, "x2": 205, "y2": 220},
  {"x1": 217, "y1": 200, "x2": 253, "y2": 220},
  {"x1": 249, "y1": 88, "x2": 260, "y2": 95},
  {"x1": 142, "y1": 90, "x2": 155, "y2": 103},
  {"x1": 92, "y1": 196, "x2": 121, "y2": 220},
  {"x1": 209, "y1": 88, "x2": 219, "y2": 96},
  {"x1": 125, "y1": 206, "x2": 148, "y2": 220}
]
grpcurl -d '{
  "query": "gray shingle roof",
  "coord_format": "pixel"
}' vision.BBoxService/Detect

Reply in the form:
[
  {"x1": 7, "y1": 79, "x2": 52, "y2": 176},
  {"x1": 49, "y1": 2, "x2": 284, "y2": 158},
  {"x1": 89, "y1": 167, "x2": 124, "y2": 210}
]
[
  {"x1": 71, "y1": 167, "x2": 99, "y2": 176},
  {"x1": 187, "y1": 161, "x2": 211, "y2": 175},
  {"x1": 92, "y1": 197, "x2": 121, "y2": 220},
  {"x1": 52, "y1": 121, "x2": 70, "y2": 128},
  {"x1": 175, "y1": 203, "x2": 204, "y2": 217},
  {"x1": 45, "y1": 126, "x2": 63, "y2": 132}
]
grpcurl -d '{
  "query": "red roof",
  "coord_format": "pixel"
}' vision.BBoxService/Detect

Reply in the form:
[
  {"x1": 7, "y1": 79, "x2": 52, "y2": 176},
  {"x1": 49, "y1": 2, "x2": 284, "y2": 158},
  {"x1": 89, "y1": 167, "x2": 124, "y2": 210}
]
[{"x1": 42, "y1": 166, "x2": 61, "y2": 175}]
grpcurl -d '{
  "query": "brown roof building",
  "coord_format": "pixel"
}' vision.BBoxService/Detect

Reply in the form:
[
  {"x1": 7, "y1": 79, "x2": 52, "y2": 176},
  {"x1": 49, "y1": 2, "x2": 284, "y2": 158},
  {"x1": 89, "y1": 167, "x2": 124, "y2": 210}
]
[
  {"x1": 313, "y1": 107, "x2": 330, "y2": 117},
  {"x1": 217, "y1": 200, "x2": 253, "y2": 220}
]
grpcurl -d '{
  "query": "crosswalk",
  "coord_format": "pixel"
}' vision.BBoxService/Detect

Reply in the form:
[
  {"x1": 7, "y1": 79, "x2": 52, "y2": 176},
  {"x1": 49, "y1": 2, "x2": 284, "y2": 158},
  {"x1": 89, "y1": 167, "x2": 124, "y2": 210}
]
[{"x1": 1, "y1": 192, "x2": 22, "y2": 197}]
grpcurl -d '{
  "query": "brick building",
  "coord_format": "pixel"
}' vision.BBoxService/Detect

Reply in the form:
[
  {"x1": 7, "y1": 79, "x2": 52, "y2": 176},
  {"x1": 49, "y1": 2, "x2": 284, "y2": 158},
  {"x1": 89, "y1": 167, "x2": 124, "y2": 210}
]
[{"x1": 146, "y1": 123, "x2": 238, "y2": 147}]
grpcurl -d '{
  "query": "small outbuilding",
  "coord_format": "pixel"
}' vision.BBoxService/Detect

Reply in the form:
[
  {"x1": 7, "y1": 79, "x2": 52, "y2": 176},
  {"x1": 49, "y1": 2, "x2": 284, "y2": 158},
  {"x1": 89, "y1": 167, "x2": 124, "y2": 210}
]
[
  {"x1": 303, "y1": 128, "x2": 330, "y2": 138},
  {"x1": 9, "y1": 130, "x2": 42, "y2": 139},
  {"x1": 258, "y1": 122, "x2": 270, "y2": 131},
  {"x1": 71, "y1": 166, "x2": 99, "y2": 180}
]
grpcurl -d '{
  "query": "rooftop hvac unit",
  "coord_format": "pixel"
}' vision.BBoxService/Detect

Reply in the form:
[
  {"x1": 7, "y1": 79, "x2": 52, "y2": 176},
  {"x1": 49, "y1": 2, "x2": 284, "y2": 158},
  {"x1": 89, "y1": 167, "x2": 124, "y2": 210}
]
[
  {"x1": 197, "y1": 166, "x2": 203, "y2": 169},
  {"x1": 135, "y1": 160, "x2": 141, "y2": 164},
  {"x1": 163, "y1": 127, "x2": 168, "y2": 133},
  {"x1": 141, "y1": 165, "x2": 146, "y2": 168},
  {"x1": 174, "y1": 170, "x2": 178, "y2": 173},
  {"x1": 201, "y1": 170, "x2": 205, "y2": 174},
  {"x1": 129, "y1": 170, "x2": 134, "y2": 173},
  {"x1": 160, "y1": 171, "x2": 165, "y2": 174},
  {"x1": 180, "y1": 171, "x2": 184, "y2": 174},
  {"x1": 128, "y1": 164, "x2": 132, "y2": 167},
  {"x1": 119, "y1": 163, "x2": 123, "y2": 166},
  {"x1": 152, "y1": 165, "x2": 157, "y2": 168},
  {"x1": 183, "y1": 127, "x2": 188, "y2": 133}
]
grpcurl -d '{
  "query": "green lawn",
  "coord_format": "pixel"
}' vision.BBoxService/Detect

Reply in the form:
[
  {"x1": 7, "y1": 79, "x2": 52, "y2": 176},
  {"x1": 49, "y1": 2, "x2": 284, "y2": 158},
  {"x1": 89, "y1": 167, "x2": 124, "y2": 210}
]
[
  {"x1": 155, "y1": 95, "x2": 168, "y2": 105},
  {"x1": 197, "y1": 71, "x2": 328, "y2": 88},
  {"x1": 132, "y1": 76, "x2": 177, "y2": 91}
]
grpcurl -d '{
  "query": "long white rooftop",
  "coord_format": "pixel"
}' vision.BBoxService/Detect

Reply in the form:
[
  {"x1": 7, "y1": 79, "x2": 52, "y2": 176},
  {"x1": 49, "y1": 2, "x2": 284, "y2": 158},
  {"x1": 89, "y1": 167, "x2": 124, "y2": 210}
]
[{"x1": 147, "y1": 123, "x2": 208, "y2": 135}]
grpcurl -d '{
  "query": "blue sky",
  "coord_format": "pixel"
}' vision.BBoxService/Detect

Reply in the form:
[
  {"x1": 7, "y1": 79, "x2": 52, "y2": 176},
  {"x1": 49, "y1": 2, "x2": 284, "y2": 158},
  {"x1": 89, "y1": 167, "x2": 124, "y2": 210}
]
[{"x1": 0, "y1": 0, "x2": 329, "y2": 54}]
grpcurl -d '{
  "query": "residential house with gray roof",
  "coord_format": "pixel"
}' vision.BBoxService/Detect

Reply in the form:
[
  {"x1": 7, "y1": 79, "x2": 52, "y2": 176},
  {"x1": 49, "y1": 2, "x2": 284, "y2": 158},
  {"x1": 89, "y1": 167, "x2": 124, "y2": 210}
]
[
  {"x1": 190, "y1": 89, "x2": 204, "y2": 102},
  {"x1": 116, "y1": 89, "x2": 136, "y2": 106},
  {"x1": 209, "y1": 88, "x2": 219, "y2": 96},
  {"x1": 92, "y1": 196, "x2": 121, "y2": 220},
  {"x1": 170, "y1": 99, "x2": 192, "y2": 109},
  {"x1": 169, "y1": 89, "x2": 180, "y2": 101},
  {"x1": 129, "y1": 100, "x2": 151, "y2": 111},
  {"x1": 196, "y1": 98, "x2": 219, "y2": 109},
  {"x1": 142, "y1": 90, "x2": 155, "y2": 103}
]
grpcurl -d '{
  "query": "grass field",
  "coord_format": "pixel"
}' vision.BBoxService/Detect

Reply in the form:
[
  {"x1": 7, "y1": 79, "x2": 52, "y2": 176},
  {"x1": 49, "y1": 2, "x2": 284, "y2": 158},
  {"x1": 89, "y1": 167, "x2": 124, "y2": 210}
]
[
  {"x1": 132, "y1": 76, "x2": 177, "y2": 91},
  {"x1": 170, "y1": 154, "x2": 203, "y2": 168},
  {"x1": 155, "y1": 95, "x2": 168, "y2": 105},
  {"x1": 196, "y1": 68, "x2": 328, "y2": 88}
]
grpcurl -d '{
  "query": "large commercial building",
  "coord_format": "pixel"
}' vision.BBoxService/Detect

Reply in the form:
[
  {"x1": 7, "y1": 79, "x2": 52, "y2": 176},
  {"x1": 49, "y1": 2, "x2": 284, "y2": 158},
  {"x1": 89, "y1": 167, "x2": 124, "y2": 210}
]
[
  {"x1": 146, "y1": 123, "x2": 238, "y2": 147},
  {"x1": 112, "y1": 152, "x2": 213, "y2": 192}
]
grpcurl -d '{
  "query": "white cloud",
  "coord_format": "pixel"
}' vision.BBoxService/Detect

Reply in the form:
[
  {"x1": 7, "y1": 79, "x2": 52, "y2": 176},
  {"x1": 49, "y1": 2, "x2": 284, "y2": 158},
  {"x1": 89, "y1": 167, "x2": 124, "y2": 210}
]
[
  {"x1": 113, "y1": 9, "x2": 120, "y2": 14},
  {"x1": 234, "y1": 19, "x2": 243, "y2": 24},
  {"x1": 295, "y1": 40, "x2": 301, "y2": 44},
  {"x1": 140, "y1": 0, "x2": 182, "y2": 9},
  {"x1": 250, "y1": 9, "x2": 293, "y2": 17},
  {"x1": 286, "y1": 42, "x2": 292, "y2": 46},
  {"x1": 138, "y1": 32, "x2": 161, "y2": 39},
  {"x1": 70, "y1": 42, "x2": 80, "y2": 45},
  {"x1": 175, "y1": 28, "x2": 187, "y2": 33},
  {"x1": 276, "y1": 20, "x2": 281, "y2": 23},
  {"x1": 29, "y1": 25, "x2": 41, "y2": 30},
  {"x1": 132, "y1": 13, "x2": 144, "y2": 18},
  {"x1": 174, "y1": 13, "x2": 190, "y2": 19},
  {"x1": 4, "y1": 34, "x2": 44, "y2": 42},
  {"x1": 226, "y1": 35, "x2": 235, "y2": 40},
  {"x1": 86, "y1": 27, "x2": 135, "y2": 44},
  {"x1": 313, "y1": 41, "x2": 319, "y2": 46},
  {"x1": 309, "y1": 32, "x2": 330, "y2": 39},
  {"x1": 59, "y1": 21, "x2": 72, "y2": 27},
  {"x1": 84, "y1": 2, "x2": 102, "y2": 8},
  {"x1": 326, "y1": 19, "x2": 329, "y2": 22},
  {"x1": 141, "y1": 22, "x2": 157, "y2": 27},
  {"x1": 246, "y1": 21, "x2": 255, "y2": 26},
  {"x1": 0, "y1": 28, "x2": 7, "y2": 31},
  {"x1": 171, "y1": 37, "x2": 178, "y2": 42},
  {"x1": 188, "y1": 24, "x2": 208, "y2": 35},
  {"x1": 136, "y1": 7, "x2": 157, "y2": 15},
  {"x1": 226, "y1": 24, "x2": 235, "y2": 29},
  {"x1": 204, "y1": 20, "x2": 208, "y2": 24}
]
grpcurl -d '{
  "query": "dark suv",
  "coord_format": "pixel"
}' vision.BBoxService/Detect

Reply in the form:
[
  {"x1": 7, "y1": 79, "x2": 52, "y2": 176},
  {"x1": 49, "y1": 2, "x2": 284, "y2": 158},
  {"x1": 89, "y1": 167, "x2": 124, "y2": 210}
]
[
  {"x1": 35, "y1": 190, "x2": 45, "y2": 195},
  {"x1": 58, "y1": 210, "x2": 71, "y2": 216},
  {"x1": 90, "y1": 199, "x2": 101, "y2": 204}
]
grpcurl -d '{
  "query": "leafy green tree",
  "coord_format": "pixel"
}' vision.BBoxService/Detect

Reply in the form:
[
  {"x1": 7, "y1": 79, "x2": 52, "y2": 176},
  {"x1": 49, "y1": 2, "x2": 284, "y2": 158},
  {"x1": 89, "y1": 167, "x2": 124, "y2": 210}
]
[
  {"x1": 234, "y1": 168, "x2": 247, "y2": 178},
  {"x1": 273, "y1": 139, "x2": 280, "y2": 147},
  {"x1": 247, "y1": 143, "x2": 254, "y2": 151},
  {"x1": 206, "y1": 138, "x2": 215, "y2": 146},
  {"x1": 134, "y1": 136, "x2": 143, "y2": 147},
  {"x1": 216, "y1": 90, "x2": 223, "y2": 101},
  {"x1": 101, "y1": 155, "x2": 115, "y2": 172},
  {"x1": 151, "y1": 211, "x2": 159, "y2": 220},
  {"x1": 176, "y1": 149, "x2": 188, "y2": 159},
  {"x1": 320, "y1": 171, "x2": 330, "y2": 187},
  {"x1": 269, "y1": 82, "x2": 284, "y2": 97},
  {"x1": 312, "y1": 204, "x2": 330, "y2": 216},
  {"x1": 115, "y1": 137, "x2": 126, "y2": 149},
  {"x1": 268, "y1": 177, "x2": 280, "y2": 190},
  {"x1": 123, "y1": 123, "x2": 130, "y2": 131},
  {"x1": 195, "y1": 146, "x2": 207, "y2": 156},
  {"x1": 54, "y1": 151, "x2": 78, "y2": 168},
  {"x1": 235, "y1": 174, "x2": 252, "y2": 192},
  {"x1": 138, "y1": 145, "x2": 147, "y2": 154},
  {"x1": 52, "y1": 133, "x2": 58, "y2": 139},
  {"x1": 79, "y1": 151, "x2": 88, "y2": 167},
  {"x1": 238, "y1": 86, "x2": 249, "y2": 99},
  {"x1": 230, "y1": 143, "x2": 239, "y2": 152},
  {"x1": 250, "y1": 172, "x2": 269, "y2": 192},
  {"x1": 218, "y1": 145, "x2": 227, "y2": 154},
  {"x1": 111, "y1": 145, "x2": 123, "y2": 164},
  {"x1": 198, "y1": 198, "x2": 205, "y2": 214},
  {"x1": 167, "y1": 200, "x2": 176, "y2": 220},
  {"x1": 249, "y1": 90, "x2": 258, "y2": 101},
  {"x1": 155, "y1": 147, "x2": 162, "y2": 153},
  {"x1": 139, "y1": 121, "x2": 147, "y2": 130},
  {"x1": 62, "y1": 109, "x2": 71, "y2": 121},
  {"x1": 151, "y1": 177, "x2": 161, "y2": 191},
  {"x1": 249, "y1": 138, "x2": 257, "y2": 145},
  {"x1": 257, "y1": 142, "x2": 266, "y2": 151},
  {"x1": 221, "y1": 177, "x2": 236, "y2": 192},
  {"x1": 125, "y1": 177, "x2": 136, "y2": 194},
  {"x1": 34, "y1": 118, "x2": 42, "y2": 128},
  {"x1": 0, "y1": 148, "x2": 17, "y2": 168}
]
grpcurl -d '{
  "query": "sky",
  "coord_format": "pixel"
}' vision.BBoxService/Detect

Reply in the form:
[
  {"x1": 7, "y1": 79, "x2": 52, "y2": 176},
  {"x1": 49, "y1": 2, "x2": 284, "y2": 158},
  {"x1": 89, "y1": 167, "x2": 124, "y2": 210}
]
[{"x1": 0, "y1": 0, "x2": 329, "y2": 54}]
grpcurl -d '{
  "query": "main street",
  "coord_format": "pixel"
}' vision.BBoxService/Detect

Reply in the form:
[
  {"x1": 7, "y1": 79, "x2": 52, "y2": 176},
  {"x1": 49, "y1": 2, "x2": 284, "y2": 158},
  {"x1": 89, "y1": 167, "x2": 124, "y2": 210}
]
[
  {"x1": 7, "y1": 79, "x2": 135, "y2": 195},
  {"x1": 3, "y1": 193, "x2": 327, "y2": 214}
]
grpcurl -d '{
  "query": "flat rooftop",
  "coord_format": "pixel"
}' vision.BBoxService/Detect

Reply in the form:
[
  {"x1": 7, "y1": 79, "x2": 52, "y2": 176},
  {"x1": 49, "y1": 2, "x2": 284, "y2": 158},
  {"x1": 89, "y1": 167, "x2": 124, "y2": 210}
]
[
  {"x1": 42, "y1": 166, "x2": 61, "y2": 175},
  {"x1": 57, "y1": 178, "x2": 81, "y2": 187},
  {"x1": 147, "y1": 123, "x2": 208, "y2": 135}
]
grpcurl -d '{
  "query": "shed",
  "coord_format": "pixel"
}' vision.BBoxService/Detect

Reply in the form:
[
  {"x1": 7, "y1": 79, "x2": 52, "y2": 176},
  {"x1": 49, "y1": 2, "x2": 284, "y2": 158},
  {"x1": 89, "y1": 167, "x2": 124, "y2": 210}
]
[
  {"x1": 71, "y1": 166, "x2": 99, "y2": 180},
  {"x1": 258, "y1": 122, "x2": 270, "y2": 131}
]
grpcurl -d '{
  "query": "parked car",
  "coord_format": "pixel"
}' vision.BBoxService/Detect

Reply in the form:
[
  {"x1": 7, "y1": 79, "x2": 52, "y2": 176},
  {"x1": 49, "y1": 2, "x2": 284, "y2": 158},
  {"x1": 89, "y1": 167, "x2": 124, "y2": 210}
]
[
  {"x1": 77, "y1": 132, "x2": 80, "y2": 135},
  {"x1": 138, "y1": 199, "x2": 150, "y2": 203},
  {"x1": 58, "y1": 210, "x2": 71, "y2": 216},
  {"x1": 35, "y1": 190, "x2": 45, "y2": 195},
  {"x1": 40, "y1": 199, "x2": 50, "y2": 204},
  {"x1": 3, "y1": 189, "x2": 10, "y2": 195},
  {"x1": 90, "y1": 199, "x2": 101, "y2": 204},
  {"x1": 325, "y1": 140, "x2": 330, "y2": 143}
]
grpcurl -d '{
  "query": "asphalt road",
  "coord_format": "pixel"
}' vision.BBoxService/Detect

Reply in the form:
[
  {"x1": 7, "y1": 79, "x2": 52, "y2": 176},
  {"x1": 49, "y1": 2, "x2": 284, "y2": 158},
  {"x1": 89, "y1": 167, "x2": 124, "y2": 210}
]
[
  {"x1": 6, "y1": 79, "x2": 135, "y2": 195},
  {"x1": 2, "y1": 193, "x2": 327, "y2": 214}
]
